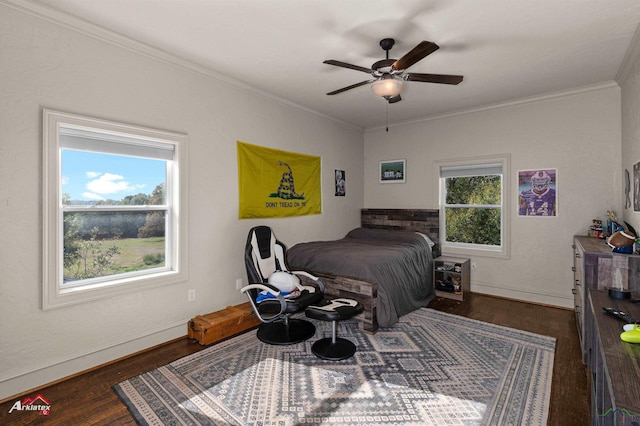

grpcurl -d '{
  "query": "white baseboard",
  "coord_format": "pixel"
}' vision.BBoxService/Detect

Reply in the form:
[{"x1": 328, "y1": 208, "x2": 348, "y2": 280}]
[
  {"x1": 0, "y1": 321, "x2": 186, "y2": 402},
  {"x1": 471, "y1": 281, "x2": 573, "y2": 310}
]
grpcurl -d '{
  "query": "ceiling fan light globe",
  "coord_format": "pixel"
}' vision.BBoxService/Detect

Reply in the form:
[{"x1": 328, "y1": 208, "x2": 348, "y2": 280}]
[{"x1": 371, "y1": 78, "x2": 403, "y2": 98}]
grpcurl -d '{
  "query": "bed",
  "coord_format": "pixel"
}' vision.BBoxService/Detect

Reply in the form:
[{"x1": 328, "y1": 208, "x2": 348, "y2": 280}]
[{"x1": 287, "y1": 208, "x2": 439, "y2": 333}]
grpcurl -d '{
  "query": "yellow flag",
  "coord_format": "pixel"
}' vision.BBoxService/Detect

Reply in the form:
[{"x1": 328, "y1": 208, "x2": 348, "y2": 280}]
[{"x1": 237, "y1": 141, "x2": 322, "y2": 218}]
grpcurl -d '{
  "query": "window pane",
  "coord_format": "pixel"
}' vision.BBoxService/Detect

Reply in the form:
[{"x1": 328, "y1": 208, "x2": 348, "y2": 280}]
[
  {"x1": 63, "y1": 211, "x2": 166, "y2": 283},
  {"x1": 61, "y1": 150, "x2": 166, "y2": 205},
  {"x1": 445, "y1": 207, "x2": 501, "y2": 245},
  {"x1": 446, "y1": 175, "x2": 501, "y2": 205}
]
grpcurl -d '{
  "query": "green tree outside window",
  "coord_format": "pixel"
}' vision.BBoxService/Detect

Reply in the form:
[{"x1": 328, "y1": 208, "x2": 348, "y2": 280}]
[{"x1": 444, "y1": 175, "x2": 501, "y2": 246}]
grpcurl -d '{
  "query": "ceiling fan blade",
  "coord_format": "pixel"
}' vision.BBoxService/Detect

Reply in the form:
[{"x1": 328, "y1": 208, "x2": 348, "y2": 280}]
[
  {"x1": 405, "y1": 73, "x2": 463, "y2": 85},
  {"x1": 323, "y1": 60, "x2": 374, "y2": 74},
  {"x1": 326, "y1": 79, "x2": 376, "y2": 95},
  {"x1": 388, "y1": 95, "x2": 402, "y2": 104},
  {"x1": 392, "y1": 41, "x2": 439, "y2": 71}
]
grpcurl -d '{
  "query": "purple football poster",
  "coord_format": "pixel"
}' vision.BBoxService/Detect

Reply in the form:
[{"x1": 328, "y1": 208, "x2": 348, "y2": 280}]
[{"x1": 518, "y1": 169, "x2": 557, "y2": 217}]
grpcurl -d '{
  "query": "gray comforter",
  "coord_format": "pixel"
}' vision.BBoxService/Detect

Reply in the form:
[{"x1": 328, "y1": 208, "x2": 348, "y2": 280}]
[{"x1": 286, "y1": 227, "x2": 434, "y2": 327}]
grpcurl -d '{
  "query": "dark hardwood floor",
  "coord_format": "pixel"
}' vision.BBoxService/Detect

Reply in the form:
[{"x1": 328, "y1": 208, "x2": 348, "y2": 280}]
[{"x1": 0, "y1": 293, "x2": 589, "y2": 425}]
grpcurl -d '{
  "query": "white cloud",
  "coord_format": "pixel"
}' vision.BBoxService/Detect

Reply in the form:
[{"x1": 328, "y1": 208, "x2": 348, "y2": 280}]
[
  {"x1": 85, "y1": 172, "x2": 145, "y2": 195},
  {"x1": 82, "y1": 192, "x2": 104, "y2": 200},
  {"x1": 61, "y1": 176, "x2": 69, "y2": 185},
  {"x1": 86, "y1": 171, "x2": 101, "y2": 178}
]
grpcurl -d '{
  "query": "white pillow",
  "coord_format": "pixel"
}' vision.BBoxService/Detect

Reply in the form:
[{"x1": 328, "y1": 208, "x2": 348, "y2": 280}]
[{"x1": 415, "y1": 232, "x2": 435, "y2": 248}]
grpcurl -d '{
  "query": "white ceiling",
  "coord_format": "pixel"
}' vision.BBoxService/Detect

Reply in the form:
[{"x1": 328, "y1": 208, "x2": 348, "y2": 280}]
[{"x1": 25, "y1": 0, "x2": 640, "y2": 129}]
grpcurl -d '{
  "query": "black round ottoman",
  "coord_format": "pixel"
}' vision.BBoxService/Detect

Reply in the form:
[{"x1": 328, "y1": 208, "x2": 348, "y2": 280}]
[{"x1": 305, "y1": 298, "x2": 363, "y2": 360}]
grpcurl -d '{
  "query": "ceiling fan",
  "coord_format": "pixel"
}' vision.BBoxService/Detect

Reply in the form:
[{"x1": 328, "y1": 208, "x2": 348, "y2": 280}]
[{"x1": 323, "y1": 38, "x2": 463, "y2": 104}]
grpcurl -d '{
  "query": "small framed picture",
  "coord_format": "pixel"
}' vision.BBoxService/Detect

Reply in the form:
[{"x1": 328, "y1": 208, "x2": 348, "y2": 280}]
[
  {"x1": 335, "y1": 170, "x2": 345, "y2": 196},
  {"x1": 518, "y1": 169, "x2": 557, "y2": 216},
  {"x1": 379, "y1": 159, "x2": 406, "y2": 183},
  {"x1": 634, "y1": 162, "x2": 640, "y2": 211}
]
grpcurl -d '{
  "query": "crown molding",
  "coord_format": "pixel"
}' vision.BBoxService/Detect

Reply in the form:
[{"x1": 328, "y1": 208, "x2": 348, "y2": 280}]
[
  {"x1": 616, "y1": 21, "x2": 640, "y2": 84},
  {"x1": 365, "y1": 81, "x2": 620, "y2": 132}
]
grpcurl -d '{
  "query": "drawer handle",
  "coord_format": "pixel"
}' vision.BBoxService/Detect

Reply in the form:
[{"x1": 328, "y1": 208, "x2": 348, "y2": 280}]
[
  {"x1": 575, "y1": 280, "x2": 581, "y2": 286},
  {"x1": 575, "y1": 253, "x2": 581, "y2": 258},
  {"x1": 572, "y1": 288, "x2": 576, "y2": 295},
  {"x1": 571, "y1": 266, "x2": 576, "y2": 272}
]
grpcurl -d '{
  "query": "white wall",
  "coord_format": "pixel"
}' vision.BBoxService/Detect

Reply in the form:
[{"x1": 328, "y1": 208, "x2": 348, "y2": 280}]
[
  {"x1": 0, "y1": 5, "x2": 364, "y2": 400},
  {"x1": 620, "y1": 29, "x2": 640, "y2": 233},
  {"x1": 364, "y1": 86, "x2": 622, "y2": 307}
]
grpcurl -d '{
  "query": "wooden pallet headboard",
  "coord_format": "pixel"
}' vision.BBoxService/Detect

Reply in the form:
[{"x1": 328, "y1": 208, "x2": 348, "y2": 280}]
[{"x1": 361, "y1": 208, "x2": 440, "y2": 244}]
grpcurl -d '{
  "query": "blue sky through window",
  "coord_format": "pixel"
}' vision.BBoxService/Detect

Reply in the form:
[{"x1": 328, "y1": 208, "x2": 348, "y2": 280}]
[{"x1": 62, "y1": 150, "x2": 166, "y2": 202}]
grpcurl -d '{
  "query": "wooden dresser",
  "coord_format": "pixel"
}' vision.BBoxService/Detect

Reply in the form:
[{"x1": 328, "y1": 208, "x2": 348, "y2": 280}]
[
  {"x1": 573, "y1": 236, "x2": 640, "y2": 425},
  {"x1": 572, "y1": 236, "x2": 640, "y2": 361},
  {"x1": 585, "y1": 290, "x2": 640, "y2": 425}
]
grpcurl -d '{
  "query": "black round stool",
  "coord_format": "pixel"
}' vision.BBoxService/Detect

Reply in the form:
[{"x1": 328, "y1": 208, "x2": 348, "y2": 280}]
[{"x1": 305, "y1": 298, "x2": 363, "y2": 360}]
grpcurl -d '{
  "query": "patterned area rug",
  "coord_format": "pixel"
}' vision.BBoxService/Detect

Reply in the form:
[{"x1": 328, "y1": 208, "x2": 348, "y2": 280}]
[{"x1": 114, "y1": 308, "x2": 555, "y2": 425}]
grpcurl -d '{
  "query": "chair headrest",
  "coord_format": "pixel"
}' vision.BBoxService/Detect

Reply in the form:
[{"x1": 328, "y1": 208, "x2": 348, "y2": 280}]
[{"x1": 253, "y1": 226, "x2": 274, "y2": 259}]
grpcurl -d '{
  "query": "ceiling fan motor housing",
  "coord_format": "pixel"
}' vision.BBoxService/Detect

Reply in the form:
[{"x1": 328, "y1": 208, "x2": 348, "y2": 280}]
[{"x1": 372, "y1": 59, "x2": 397, "y2": 73}]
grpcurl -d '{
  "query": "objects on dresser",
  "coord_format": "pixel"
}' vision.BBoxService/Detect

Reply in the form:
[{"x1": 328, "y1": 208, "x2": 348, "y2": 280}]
[
  {"x1": 588, "y1": 211, "x2": 622, "y2": 239},
  {"x1": 587, "y1": 211, "x2": 640, "y2": 254},
  {"x1": 621, "y1": 323, "x2": 640, "y2": 343},
  {"x1": 590, "y1": 210, "x2": 622, "y2": 238},
  {"x1": 608, "y1": 287, "x2": 632, "y2": 300},
  {"x1": 602, "y1": 306, "x2": 636, "y2": 323},
  {"x1": 589, "y1": 219, "x2": 604, "y2": 238},
  {"x1": 602, "y1": 305, "x2": 640, "y2": 343},
  {"x1": 588, "y1": 212, "x2": 621, "y2": 239},
  {"x1": 607, "y1": 229, "x2": 636, "y2": 254}
]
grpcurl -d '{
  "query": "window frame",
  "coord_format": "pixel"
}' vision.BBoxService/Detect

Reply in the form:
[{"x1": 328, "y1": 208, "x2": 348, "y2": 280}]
[
  {"x1": 43, "y1": 109, "x2": 188, "y2": 309},
  {"x1": 434, "y1": 154, "x2": 511, "y2": 259}
]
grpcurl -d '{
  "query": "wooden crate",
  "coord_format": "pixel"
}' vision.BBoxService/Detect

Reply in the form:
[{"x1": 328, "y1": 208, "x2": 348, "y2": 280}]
[{"x1": 188, "y1": 301, "x2": 261, "y2": 346}]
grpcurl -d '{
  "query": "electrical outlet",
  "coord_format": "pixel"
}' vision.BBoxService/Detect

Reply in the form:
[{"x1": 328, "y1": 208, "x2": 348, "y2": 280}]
[
  {"x1": 471, "y1": 262, "x2": 477, "y2": 271},
  {"x1": 188, "y1": 289, "x2": 196, "y2": 301},
  {"x1": 236, "y1": 278, "x2": 243, "y2": 290}
]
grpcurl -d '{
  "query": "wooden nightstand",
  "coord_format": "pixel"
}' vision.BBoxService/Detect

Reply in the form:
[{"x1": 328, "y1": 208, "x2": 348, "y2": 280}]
[{"x1": 433, "y1": 256, "x2": 470, "y2": 301}]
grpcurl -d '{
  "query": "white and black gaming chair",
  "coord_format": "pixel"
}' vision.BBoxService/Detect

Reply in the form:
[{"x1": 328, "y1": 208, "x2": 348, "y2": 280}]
[{"x1": 241, "y1": 226, "x2": 324, "y2": 345}]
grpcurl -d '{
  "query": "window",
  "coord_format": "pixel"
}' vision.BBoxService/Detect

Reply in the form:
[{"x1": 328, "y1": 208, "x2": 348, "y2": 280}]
[
  {"x1": 43, "y1": 110, "x2": 187, "y2": 309},
  {"x1": 435, "y1": 154, "x2": 510, "y2": 258}
]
